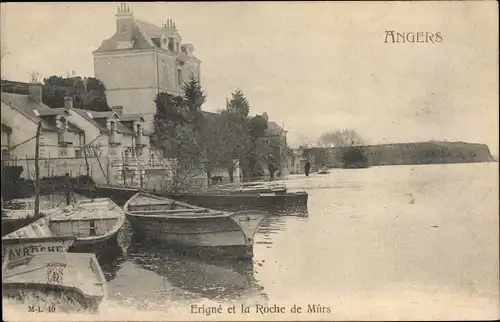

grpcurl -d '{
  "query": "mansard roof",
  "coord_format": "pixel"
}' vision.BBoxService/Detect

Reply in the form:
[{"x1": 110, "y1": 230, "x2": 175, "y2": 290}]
[{"x1": 94, "y1": 15, "x2": 198, "y2": 61}]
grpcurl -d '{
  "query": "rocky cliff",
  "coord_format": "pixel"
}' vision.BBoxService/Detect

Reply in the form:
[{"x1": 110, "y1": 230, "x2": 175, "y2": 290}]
[{"x1": 306, "y1": 141, "x2": 495, "y2": 168}]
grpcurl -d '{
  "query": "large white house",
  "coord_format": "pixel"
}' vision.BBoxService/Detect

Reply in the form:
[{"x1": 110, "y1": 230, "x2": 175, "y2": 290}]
[{"x1": 93, "y1": 2, "x2": 202, "y2": 133}]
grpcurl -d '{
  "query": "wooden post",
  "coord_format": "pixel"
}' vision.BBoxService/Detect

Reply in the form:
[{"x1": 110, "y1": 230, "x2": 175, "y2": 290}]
[
  {"x1": 65, "y1": 172, "x2": 71, "y2": 205},
  {"x1": 25, "y1": 154, "x2": 30, "y2": 180},
  {"x1": 83, "y1": 143, "x2": 93, "y2": 201},
  {"x1": 34, "y1": 122, "x2": 42, "y2": 218},
  {"x1": 121, "y1": 151, "x2": 127, "y2": 186}
]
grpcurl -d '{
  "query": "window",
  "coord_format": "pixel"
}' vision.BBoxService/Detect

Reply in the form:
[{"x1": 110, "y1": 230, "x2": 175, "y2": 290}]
[
  {"x1": 75, "y1": 149, "x2": 82, "y2": 158},
  {"x1": 89, "y1": 220, "x2": 96, "y2": 236},
  {"x1": 168, "y1": 37, "x2": 174, "y2": 50},
  {"x1": 177, "y1": 69, "x2": 183, "y2": 86},
  {"x1": 59, "y1": 148, "x2": 68, "y2": 157},
  {"x1": 110, "y1": 121, "x2": 117, "y2": 133}
]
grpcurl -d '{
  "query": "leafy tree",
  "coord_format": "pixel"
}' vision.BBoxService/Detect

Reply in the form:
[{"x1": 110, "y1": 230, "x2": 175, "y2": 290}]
[
  {"x1": 318, "y1": 129, "x2": 364, "y2": 147},
  {"x1": 199, "y1": 109, "x2": 251, "y2": 183},
  {"x1": 250, "y1": 115, "x2": 268, "y2": 136},
  {"x1": 227, "y1": 89, "x2": 250, "y2": 118},
  {"x1": 40, "y1": 76, "x2": 110, "y2": 112},
  {"x1": 153, "y1": 81, "x2": 209, "y2": 190}
]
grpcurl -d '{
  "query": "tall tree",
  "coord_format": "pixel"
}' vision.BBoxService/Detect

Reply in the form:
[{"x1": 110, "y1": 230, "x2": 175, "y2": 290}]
[
  {"x1": 182, "y1": 76, "x2": 206, "y2": 132},
  {"x1": 227, "y1": 89, "x2": 250, "y2": 118}
]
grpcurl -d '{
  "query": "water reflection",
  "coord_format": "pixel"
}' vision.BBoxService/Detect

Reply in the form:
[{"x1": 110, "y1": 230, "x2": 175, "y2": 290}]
[
  {"x1": 126, "y1": 242, "x2": 267, "y2": 302},
  {"x1": 257, "y1": 214, "x2": 308, "y2": 241},
  {"x1": 98, "y1": 244, "x2": 127, "y2": 282}
]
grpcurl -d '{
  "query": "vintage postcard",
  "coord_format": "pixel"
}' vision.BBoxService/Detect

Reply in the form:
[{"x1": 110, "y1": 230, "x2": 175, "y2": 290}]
[{"x1": 1, "y1": 1, "x2": 498, "y2": 321}]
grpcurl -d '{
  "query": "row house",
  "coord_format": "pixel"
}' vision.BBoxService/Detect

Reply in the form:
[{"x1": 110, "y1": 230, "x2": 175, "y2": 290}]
[
  {"x1": 1, "y1": 83, "x2": 151, "y2": 183},
  {"x1": 1, "y1": 85, "x2": 84, "y2": 160}
]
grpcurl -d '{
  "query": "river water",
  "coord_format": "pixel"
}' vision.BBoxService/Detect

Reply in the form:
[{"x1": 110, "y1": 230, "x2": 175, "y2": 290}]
[{"x1": 3, "y1": 163, "x2": 499, "y2": 321}]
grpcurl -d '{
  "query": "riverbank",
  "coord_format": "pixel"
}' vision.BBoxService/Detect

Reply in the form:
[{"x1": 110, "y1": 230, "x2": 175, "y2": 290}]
[{"x1": 304, "y1": 141, "x2": 495, "y2": 169}]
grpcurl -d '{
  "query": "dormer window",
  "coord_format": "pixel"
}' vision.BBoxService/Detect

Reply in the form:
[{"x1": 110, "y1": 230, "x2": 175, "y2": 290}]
[
  {"x1": 57, "y1": 116, "x2": 68, "y2": 131},
  {"x1": 116, "y1": 41, "x2": 134, "y2": 49}
]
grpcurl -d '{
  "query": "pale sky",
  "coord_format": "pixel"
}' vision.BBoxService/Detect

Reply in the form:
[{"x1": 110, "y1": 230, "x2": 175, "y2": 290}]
[{"x1": 1, "y1": 2, "x2": 498, "y2": 155}]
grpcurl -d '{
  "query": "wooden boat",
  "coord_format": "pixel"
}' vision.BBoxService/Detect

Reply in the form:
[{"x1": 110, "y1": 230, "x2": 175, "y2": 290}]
[
  {"x1": 164, "y1": 187, "x2": 309, "y2": 214},
  {"x1": 2, "y1": 236, "x2": 76, "y2": 262},
  {"x1": 2, "y1": 195, "x2": 61, "y2": 236},
  {"x1": 124, "y1": 192, "x2": 267, "y2": 259},
  {"x1": 2, "y1": 198, "x2": 126, "y2": 258},
  {"x1": 208, "y1": 182, "x2": 289, "y2": 193},
  {"x1": 2, "y1": 252, "x2": 107, "y2": 313}
]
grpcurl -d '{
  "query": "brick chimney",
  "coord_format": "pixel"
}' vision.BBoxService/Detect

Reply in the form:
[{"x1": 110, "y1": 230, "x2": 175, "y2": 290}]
[
  {"x1": 116, "y1": 2, "x2": 134, "y2": 33},
  {"x1": 64, "y1": 96, "x2": 73, "y2": 110},
  {"x1": 111, "y1": 106, "x2": 124, "y2": 116},
  {"x1": 28, "y1": 83, "x2": 43, "y2": 102}
]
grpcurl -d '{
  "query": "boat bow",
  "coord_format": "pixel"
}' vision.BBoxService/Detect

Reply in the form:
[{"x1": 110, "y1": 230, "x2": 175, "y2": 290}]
[{"x1": 229, "y1": 210, "x2": 267, "y2": 245}]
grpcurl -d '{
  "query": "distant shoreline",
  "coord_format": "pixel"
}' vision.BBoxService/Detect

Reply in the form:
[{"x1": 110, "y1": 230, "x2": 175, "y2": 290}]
[{"x1": 303, "y1": 141, "x2": 495, "y2": 169}]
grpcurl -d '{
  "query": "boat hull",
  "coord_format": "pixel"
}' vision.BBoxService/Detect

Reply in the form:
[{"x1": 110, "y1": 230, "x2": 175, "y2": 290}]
[
  {"x1": 127, "y1": 211, "x2": 265, "y2": 259},
  {"x1": 165, "y1": 191, "x2": 309, "y2": 213},
  {"x1": 2, "y1": 283, "x2": 103, "y2": 313},
  {"x1": 70, "y1": 230, "x2": 121, "y2": 255},
  {"x1": 2, "y1": 253, "x2": 107, "y2": 313},
  {"x1": 2, "y1": 198, "x2": 126, "y2": 258},
  {"x1": 73, "y1": 185, "x2": 308, "y2": 214},
  {"x1": 2, "y1": 236, "x2": 75, "y2": 261}
]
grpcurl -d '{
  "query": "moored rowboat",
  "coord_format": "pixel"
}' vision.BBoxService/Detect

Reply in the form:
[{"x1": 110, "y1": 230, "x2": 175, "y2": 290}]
[
  {"x1": 2, "y1": 198, "x2": 126, "y2": 259},
  {"x1": 2, "y1": 252, "x2": 107, "y2": 313},
  {"x1": 2, "y1": 236, "x2": 76, "y2": 262},
  {"x1": 124, "y1": 192, "x2": 267, "y2": 259}
]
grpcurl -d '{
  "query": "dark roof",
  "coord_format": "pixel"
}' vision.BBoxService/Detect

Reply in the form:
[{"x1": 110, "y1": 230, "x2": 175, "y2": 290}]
[
  {"x1": 94, "y1": 21, "x2": 155, "y2": 52},
  {"x1": 1, "y1": 93, "x2": 59, "y2": 132},
  {"x1": 1, "y1": 123, "x2": 12, "y2": 134},
  {"x1": 37, "y1": 108, "x2": 68, "y2": 117},
  {"x1": 67, "y1": 122, "x2": 84, "y2": 133},
  {"x1": 120, "y1": 114, "x2": 145, "y2": 122},
  {"x1": 85, "y1": 111, "x2": 118, "y2": 119},
  {"x1": 262, "y1": 121, "x2": 285, "y2": 137},
  {"x1": 72, "y1": 108, "x2": 134, "y2": 135},
  {"x1": 72, "y1": 108, "x2": 108, "y2": 134},
  {"x1": 94, "y1": 18, "x2": 200, "y2": 61},
  {"x1": 1, "y1": 93, "x2": 86, "y2": 134}
]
